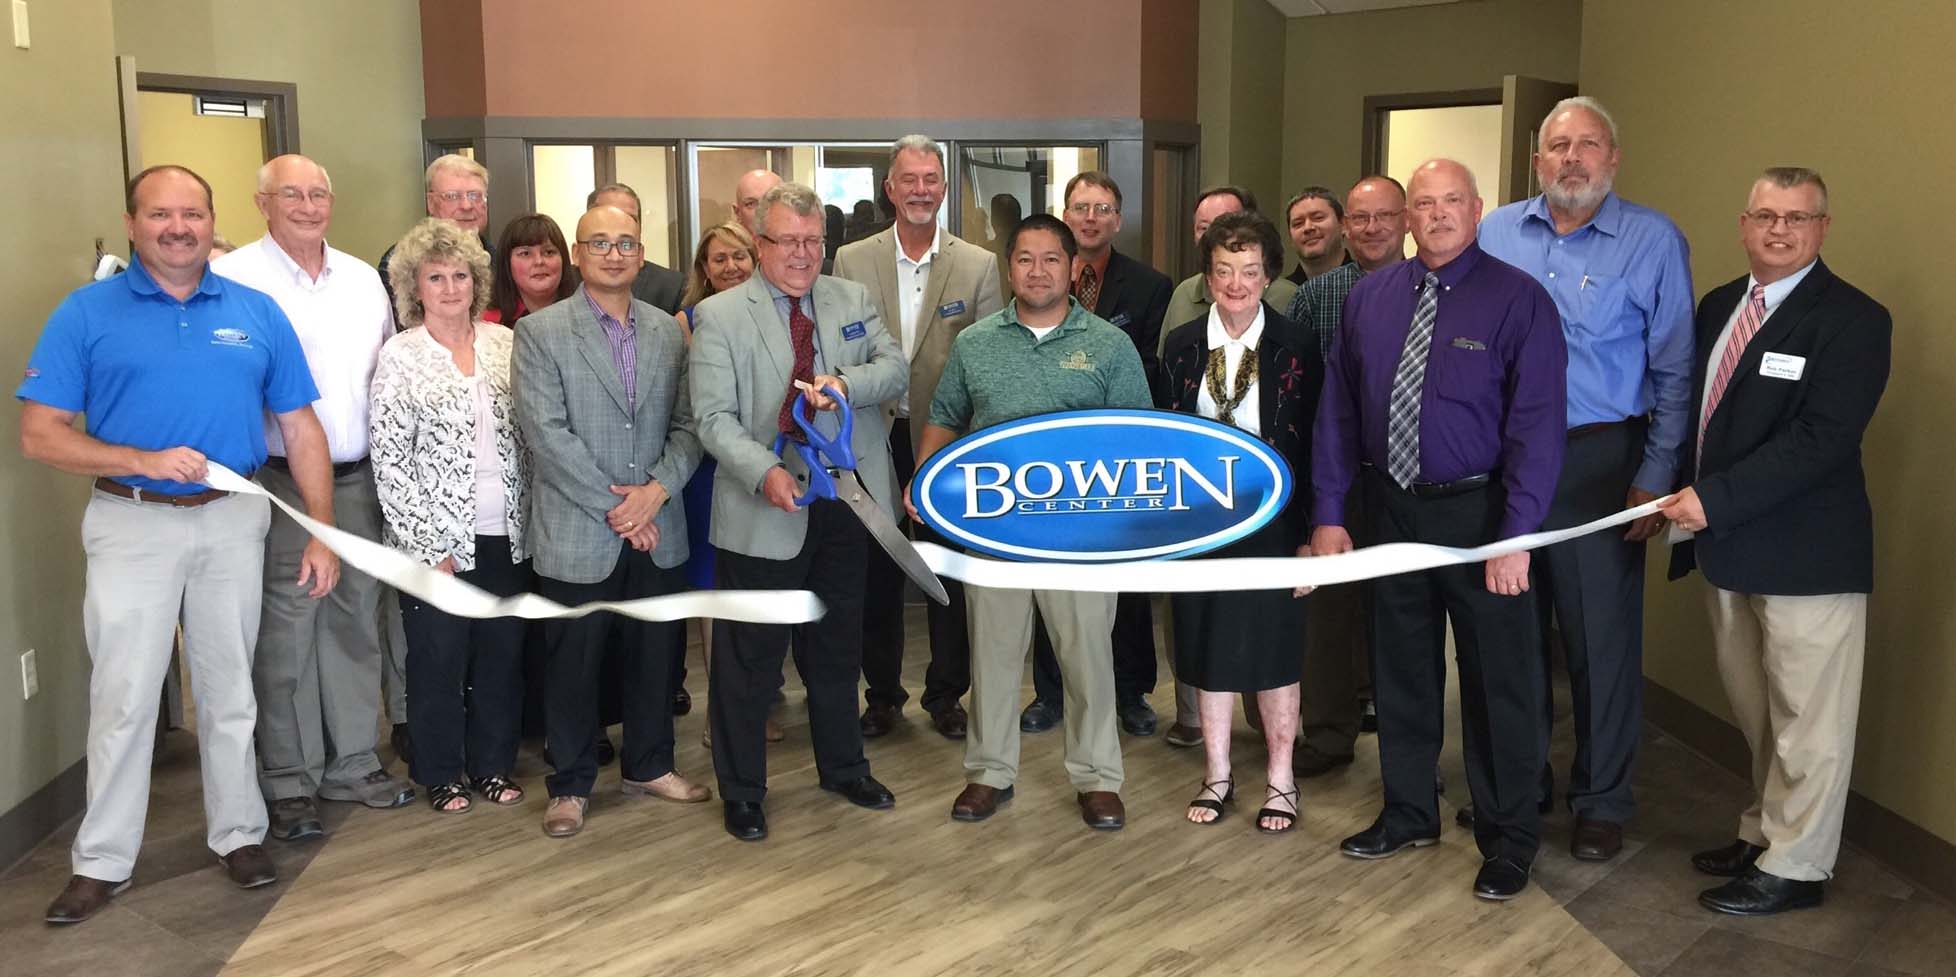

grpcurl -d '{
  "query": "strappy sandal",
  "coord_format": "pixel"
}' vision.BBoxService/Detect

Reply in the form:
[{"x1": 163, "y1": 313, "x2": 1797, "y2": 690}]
[
  {"x1": 471, "y1": 775, "x2": 525, "y2": 806},
  {"x1": 428, "y1": 781, "x2": 472, "y2": 814},
  {"x1": 1256, "y1": 784, "x2": 1300, "y2": 834},
  {"x1": 1186, "y1": 778, "x2": 1235, "y2": 825}
]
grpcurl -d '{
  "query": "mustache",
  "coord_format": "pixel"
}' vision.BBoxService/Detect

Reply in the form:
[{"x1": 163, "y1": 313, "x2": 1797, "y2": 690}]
[{"x1": 159, "y1": 233, "x2": 198, "y2": 246}]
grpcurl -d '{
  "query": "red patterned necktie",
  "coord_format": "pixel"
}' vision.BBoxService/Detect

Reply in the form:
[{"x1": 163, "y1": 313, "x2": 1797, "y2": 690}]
[
  {"x1": 1075, "y1": 263, "x2": 1101, "y2": 312},
  {"x1": 1699, "y1": 284, "x2": 1767, "y2": 462},
  {"x1": 777, "y1": 294, "x2": 818, "y2": 437}
]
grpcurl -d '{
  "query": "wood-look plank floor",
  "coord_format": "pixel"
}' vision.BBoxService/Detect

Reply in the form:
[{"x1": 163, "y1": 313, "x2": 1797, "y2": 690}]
[{"x1": 213, "y1": 610, "x2": 1634, "y2": 977}]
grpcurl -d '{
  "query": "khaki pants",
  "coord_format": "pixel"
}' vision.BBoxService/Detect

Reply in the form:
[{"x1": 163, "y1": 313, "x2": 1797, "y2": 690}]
[
  {"x1": 966, "y1": 582, "x2": 1122, "y2": 793},
  {"x1": 1706, "y1": 585, "x2": 1867, "y2": 881},
  {"x1": 73, "y1": 490, "x2": 271, "y2": 881}
]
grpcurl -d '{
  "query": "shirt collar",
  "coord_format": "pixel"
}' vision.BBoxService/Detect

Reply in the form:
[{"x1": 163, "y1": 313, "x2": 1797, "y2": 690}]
[
  {"x1": 1521, "y1": 191, "x2": 1622, "y2": 238},
  {"x1": 124, "y1": 254, "x2": 223, "y2": 300},
  {"x1": 581, "y1": 284, "x2": 634, "y2": 329},
  {"x1": 1205, "y1": 302, "x2": 1265, "y2": 351},
  {"x1": 1419, "y1": 238, "x2": 1484, "y2": 289},
  {"x1": 895, "y1": 225, "x2": 942, "y2": 267},
  {"x1": 1747, "y1": 259, "x2": 1819, "y2": 312},
  {"x1": 1076, "y1": 247, "x2": 1113, "y2": 287},
  {"x1": 258, "y1": 234, "x2": 335, "y2": 286},
  {"x1": 999, "y1": 295, "x2": 1088, "y2": 334},
  {"x1": 761, "y1": 274, "x2": 814, "y2": 310}
]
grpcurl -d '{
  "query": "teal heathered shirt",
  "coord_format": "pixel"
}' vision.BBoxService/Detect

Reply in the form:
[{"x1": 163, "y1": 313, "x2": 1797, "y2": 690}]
[{"x1": 928, "y1": 296, "x2": 1152, "y2": 433}]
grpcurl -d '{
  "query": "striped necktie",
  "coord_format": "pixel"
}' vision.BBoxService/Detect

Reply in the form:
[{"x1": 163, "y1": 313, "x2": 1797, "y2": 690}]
[
  {"x1": 1700, "y1": 283, "x2": 1768, "y2": 462},
  {"x1": 1386, "y1": 272, "x2": 1440, "y2": 488}
]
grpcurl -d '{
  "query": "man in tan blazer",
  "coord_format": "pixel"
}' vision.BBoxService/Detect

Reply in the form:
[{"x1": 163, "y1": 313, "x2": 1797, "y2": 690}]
[{"x1": 833, "y1": 135, "x2": 1004, "y2": 743}]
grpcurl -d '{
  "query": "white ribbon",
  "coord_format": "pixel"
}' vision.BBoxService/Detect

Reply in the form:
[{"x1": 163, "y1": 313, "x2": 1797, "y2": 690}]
[
  {"x1": 203, "y1": 464, "x2": 824, "y2": 624},
  {"x1": 914, "y1": 499, "x2": 1673, "y2": 592}
]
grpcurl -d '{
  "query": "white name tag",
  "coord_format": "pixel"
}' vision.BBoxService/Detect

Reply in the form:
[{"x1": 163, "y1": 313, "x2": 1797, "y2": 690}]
[{"x1": 1759, "y1": 352, "x2": 1806, "y2": 381}]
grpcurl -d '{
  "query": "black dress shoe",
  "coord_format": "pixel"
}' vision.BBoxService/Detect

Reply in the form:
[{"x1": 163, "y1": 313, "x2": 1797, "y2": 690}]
[
  {"x1": 1019, "y1": 698, "x2": 1061, "y2": 733},
  {"x1": 723, "y1": 800, "x2": 768, "y2": 841},
  {"x1": 1358, "y1": 699, "x2": 1377, "y2": 733},
  {"x1": 859, "y1": 702, "x2": 899, "y2": 739},
  {"x1": 927, "y1": 703, "x2": 968, "y2": 740},
  {"x1": 672, "y1": 688, "x2": 692, "y2": 716},
  {"x1": 821, "y1": 775, "x2": 896, "y2": 810},
  {"x1": 1473, "y1": 856, "x2": 1532, "y2": 901},
  {"x1": 1699, "y1": 866, "x2": 1823, "y2": 916},
  {"x1": 1293, "y1": 743, "x2": 1355, "y2": 778},
  {"x1": 1116, "y1": 696, "x2": 1158, "y2": 736},
  {"x1": 1339, "y1": 818, "x2": 1440, "y2": 859},
  {"x1": 1692, "y1": 839, "x2": 1767, "y2": 877},
  {"x1": 1571, "y1": 816, "x2": 1624, "y2": 861}
]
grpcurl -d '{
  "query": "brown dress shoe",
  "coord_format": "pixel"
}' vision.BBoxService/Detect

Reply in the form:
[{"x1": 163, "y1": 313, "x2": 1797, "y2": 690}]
[
  {"x1": 621, "y1": 771, "x2": 711, "y2": 803},
  {"x1": 44, "y1": 875, "x2": 131, "y2": 925},
  {"x1": 1077, "y1": 790, "x2": 1126, "y2": 830},
  {"x1": 1572, "y1": 816, "x2": 1625, "y2": 861},
  {"x1": 928, "y1": 704, "x2": 969, "y2": 740},
  {"x1": 951, "y1": 783, "x2": 1013, "y2": 821},
  {"x1": 1163, "y1": 723, "x2": 1203, "y2": 748},
  {"x1": 219, "y1": 844, "x2": 278, "y2": 888},
  {"x1": 542, "y1": 795, "x2": 588, "y2": 838},
  {"x1": 860, "y1": 702, "x2": 899, "y2": 738}
]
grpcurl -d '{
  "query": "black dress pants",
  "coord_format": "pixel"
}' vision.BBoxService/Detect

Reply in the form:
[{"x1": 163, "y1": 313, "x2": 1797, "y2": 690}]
[
  {"x1": 1366, "y1": 469, "x2": 1548, "y2": 864},
  {"x1": 1534, "y1": 419, "x2": 1647, "y2": 823},
  {"x1": 538, "y1": 545, "x2": 685, "y2": 798},
  {"x1": 1030, "y1": 595, "x2": 1156, "y2": 705},
  {"x1": 711, "y1": 499, "x2": 872, "y2": 803},
  {"x1": 399, "y1": 535, "x2": 531, "y2": 787},
  {"x1": 862, "y1": 419, "x2": 972, "y2": 713}
]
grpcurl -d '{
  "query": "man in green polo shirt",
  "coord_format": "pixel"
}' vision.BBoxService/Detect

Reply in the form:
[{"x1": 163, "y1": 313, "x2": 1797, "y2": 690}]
[{"x1": 914, "y1": 213, "x2": 1151, "y2": 831}]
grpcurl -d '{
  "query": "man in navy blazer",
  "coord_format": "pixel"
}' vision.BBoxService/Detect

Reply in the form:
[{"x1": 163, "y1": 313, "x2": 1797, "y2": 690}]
[{"x1": 1660, "y1": 167, "x2": 1891, "y2": 916}]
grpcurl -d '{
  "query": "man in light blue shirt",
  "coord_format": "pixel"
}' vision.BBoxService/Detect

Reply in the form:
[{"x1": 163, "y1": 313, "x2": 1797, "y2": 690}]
[{"x1": 1477, "y1": 96, "x2": 1694, "y2": 862}]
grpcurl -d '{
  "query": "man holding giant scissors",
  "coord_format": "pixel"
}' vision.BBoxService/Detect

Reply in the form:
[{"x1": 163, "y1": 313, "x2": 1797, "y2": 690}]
[{"x1": 690, "y1": 182, "x2": 910, "y2": 842}]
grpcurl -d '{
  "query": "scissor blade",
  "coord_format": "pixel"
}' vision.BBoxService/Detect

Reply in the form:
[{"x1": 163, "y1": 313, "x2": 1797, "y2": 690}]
[{"x1": 837, "y1": 472, "x2": 950, "y2": 605}]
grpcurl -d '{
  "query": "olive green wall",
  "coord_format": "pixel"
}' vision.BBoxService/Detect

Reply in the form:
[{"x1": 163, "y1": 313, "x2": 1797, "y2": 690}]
[
  {"x1": 1200, "y1": 0, "x2": 1289, "y2": 221},
  {"x1": 0, "y1": 0, "x2": 128, "y2": 836},
  {"x1": 1582, "y1": 0, "x2": 1956, "y2": 847},
  {"x1": 112, "y1": 0, "x2": 426, "y2": 264}
]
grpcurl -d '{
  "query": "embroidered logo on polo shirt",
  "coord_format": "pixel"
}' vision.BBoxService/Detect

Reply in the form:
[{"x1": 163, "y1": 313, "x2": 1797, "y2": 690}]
[
  {"x1": 1058, "y1": 350, "x2": 1094, "y2": 371},
  {"x1": 211, "y1": 327, "x2": 253, "y2": 347},
  {"x1": 23, "y1": 368, "x2": 39, "y2": 378}
]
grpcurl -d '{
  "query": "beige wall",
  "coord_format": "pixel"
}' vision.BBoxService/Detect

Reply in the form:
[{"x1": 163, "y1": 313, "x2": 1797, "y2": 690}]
[
  {"x1": 113, "y1": 0, "x2": 426, "y2": 264},
  {"x1": 0, "y1": 0, "x2": 129, "y2": 818},
  {"x1": 136, "y1": 91, "x2": 269, "y2": 247},
  {"x1": 1582, "y1": 0, "x2": 1956, "y2": 847},
  {"x1": 1280, "y1": 0, "x2": 1582, "y2": 197}
]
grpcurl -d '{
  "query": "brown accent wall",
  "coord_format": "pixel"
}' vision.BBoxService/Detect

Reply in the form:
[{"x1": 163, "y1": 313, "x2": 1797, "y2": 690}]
[
  {"x1": 419, "y1": 0, "x2": 487, "y2": 118},
  {"x1": 1139, "y1": 0, "x2": 1201, "y2": 123}
]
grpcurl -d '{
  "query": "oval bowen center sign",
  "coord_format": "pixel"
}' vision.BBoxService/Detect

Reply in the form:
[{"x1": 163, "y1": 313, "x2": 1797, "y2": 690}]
[{"x1": 910, "y1": 409, "x2": 1292, "y2": 563}]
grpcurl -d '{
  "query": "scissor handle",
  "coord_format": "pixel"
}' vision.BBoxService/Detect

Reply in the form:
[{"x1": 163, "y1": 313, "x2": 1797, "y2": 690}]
[{"x1": 771, "y1": 383, "x2": 852, "y2": 507}]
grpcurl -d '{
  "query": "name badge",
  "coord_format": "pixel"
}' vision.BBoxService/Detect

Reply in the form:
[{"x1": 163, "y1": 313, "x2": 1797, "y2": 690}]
[
  {"x1": 842, "y1": 321, "x2": 867, "y2": 341},
  {"x1": 1108, "y1": 312, "x2": 1132, "y2": 329},
  {"x1": 938, "y1": 300, "x2": 966, "y2": 318},
  {"x1": 1759, "y1": 352, "x2": 1805, "y2": 380}
]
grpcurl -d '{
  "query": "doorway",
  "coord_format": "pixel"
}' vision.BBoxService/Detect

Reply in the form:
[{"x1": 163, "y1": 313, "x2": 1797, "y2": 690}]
[{"x1": 119, "y1": 66, "x2": 299, "y2": 249}]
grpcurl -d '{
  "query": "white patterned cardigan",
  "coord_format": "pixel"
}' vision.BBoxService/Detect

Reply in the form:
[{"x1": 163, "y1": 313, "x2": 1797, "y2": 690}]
[{"x1": 369, "y1": 323, "x2": 529, "y2": 570}]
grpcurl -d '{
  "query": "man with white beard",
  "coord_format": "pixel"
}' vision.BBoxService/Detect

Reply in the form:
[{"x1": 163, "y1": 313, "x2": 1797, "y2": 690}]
[{"x1": 1477, "y1": 96, "x2": 1694, "y2": 863}]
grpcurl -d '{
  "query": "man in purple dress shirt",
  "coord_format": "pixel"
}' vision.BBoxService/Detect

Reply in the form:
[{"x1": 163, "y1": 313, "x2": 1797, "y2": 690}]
[{"x1": 1310, "y1": 159, "x2": 1567, "y2": 901}]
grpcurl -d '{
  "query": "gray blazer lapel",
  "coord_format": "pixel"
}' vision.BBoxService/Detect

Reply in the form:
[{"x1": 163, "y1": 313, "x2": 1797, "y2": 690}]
[
  {"x1": 746, "y1": 276, "x2": 792, "y2": 387},
  {"x1": 631, "y1": 300, "x2": 662, "y2": 415},
  {"x1": 571, "y1": 296, "x2": 631, "y2": 415}
]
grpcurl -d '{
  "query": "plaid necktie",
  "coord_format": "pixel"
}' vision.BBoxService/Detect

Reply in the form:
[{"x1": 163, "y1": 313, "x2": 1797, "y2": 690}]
[
  {"x1": 1075, "y1": 263, "x2": 1100, "y2": 312},
  {"x1": 1386, "y1": 272, "x2": 1440, "y2": 488},
  {"x1": 1699, "y1": 283, "x2": 1768, "y2": 463},
  {"x1": 776, "y1": 294, "x2": 817, "y2": 437}
]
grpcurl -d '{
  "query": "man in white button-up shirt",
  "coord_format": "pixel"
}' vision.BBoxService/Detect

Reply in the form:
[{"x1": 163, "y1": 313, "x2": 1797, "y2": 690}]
[{"x1": 212, "y1": 154, "x2": 412, "y2": 840}]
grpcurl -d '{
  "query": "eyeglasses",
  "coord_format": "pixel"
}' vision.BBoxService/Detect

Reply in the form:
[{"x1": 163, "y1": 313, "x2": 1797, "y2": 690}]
[
  {"x1": 759, "y1": 234, "x2": 824, "y2": 255},
  {"x1": 1067, "y1": 202, "x2": 1117, "y2": 218},
  {"x1": 578, "y1": 239, "x2": 643, "y2": 255},
  {"x1": 1346, "y1": 209, "x2": 1404, "y2": 228},
  {"x1": 269, "y1": 188, "x2": 334, "y2": 206},
  {"x1": 432, "y1": 190, "x2": 487, "y2": 205},
  {"x1": 1742, "y1": 210, "x2": 1825, "y2": 229}
]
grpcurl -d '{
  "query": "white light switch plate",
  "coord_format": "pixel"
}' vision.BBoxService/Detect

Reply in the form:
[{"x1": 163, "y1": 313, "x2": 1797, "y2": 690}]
[
  {"x1": 11, "y1": 1, "x2": 27, "y2": 50},
  {"x1": 20, "y1": 648, "x2": 37, "y2": 700}
]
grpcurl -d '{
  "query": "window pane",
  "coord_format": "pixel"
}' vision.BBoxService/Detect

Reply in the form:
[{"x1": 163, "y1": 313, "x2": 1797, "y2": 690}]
[
  {"x1": 957, "y1": 144, "x2": 1103, "y2": 263},
  {"x1": 531, "y1": 143, "x2": 595, "y2": 255},
  {"x1": 613, "y1": 145, "x2": 677, "y2": 268}
]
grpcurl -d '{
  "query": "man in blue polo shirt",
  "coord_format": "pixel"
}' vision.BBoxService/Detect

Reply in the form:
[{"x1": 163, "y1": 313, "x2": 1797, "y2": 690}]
[
  {"x1": 1477, "y1": 97, "x2": 1694, "y2": 862},
  {"x1": 20, "y1": 165, "x2": 339, "y2": 925}
]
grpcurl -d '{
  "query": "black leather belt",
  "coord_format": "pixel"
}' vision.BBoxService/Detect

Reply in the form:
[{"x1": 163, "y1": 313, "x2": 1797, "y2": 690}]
[
  {"x1": 1568, "y1": 417, "x2": 1644, "y2": 438},
  {"x1": 263, "y1": 455, "x2": 369, "y2": 479},
  {"x1": 1409, "y1": 472, "x2": 1493, "y2": 498}
]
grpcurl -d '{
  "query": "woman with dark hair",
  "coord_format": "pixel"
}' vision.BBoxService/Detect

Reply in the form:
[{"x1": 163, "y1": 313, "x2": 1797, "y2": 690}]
[
  {"x1": 484, "y1": 213, "x2": 576, "y2": 324},
  {"x1": 1157, "y1": 210, "x2": 1321, "y2": 834}
]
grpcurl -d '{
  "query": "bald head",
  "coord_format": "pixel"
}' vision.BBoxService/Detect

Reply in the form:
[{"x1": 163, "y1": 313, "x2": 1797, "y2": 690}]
[
  {"x1": 1405, "y1": 159, "x2": 1482, "y2": 269},
  {"x1": 575, "y1": 205, "x2": 642, "y2": 294},
  {"x1": 254, "y1": 153, "x2": 334, "y2": 257},
  {"x1": 734, "y1": 169, "x2": 784, "y2": 228}
]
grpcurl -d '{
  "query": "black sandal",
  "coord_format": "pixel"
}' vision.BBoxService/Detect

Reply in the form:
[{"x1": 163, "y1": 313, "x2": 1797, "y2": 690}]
[
  {"x1": 1256, "y1": 784, "x2": 1300, "y2": 834},
  {"x1": 1186, "y1": 779, "x2": 1235, "y2": 824},
  {"x1": 428, "y1": 781, "x2": 472, "y2": 814},
  {"x1": 471, "y1": 775, "x2": 524, "y2": 806}
]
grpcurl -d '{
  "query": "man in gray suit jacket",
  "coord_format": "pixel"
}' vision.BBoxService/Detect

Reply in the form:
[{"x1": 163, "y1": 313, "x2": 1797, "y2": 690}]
[
  {"x1": 513, "y1": 204, "x2": 707, "y2": 839},
  {"x1": 690, "y1": 183, "x2": 908, "y2": 842}
]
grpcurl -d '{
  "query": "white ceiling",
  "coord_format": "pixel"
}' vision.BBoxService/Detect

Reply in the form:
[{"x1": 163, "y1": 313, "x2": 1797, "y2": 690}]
[{"x1": 1266, "y1": 0, "x2": 1466, "y2": 16}]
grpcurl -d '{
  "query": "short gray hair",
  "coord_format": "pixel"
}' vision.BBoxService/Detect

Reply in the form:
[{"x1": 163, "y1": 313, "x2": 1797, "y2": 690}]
[
  {"x1": 1410, "y1": 158, "x2": 1479, "y2": 198},
  {"x1": 1756, "y1": 166, "x2": 1829, "y2": 212},
  {"x1": 256, "y1": 155, "x2": 333, "y2": 194},
  {"x1": 388, "y1": 217, "x2": 493, "y2": 329},
  {"x1": 424, "y1": 153, "x2": 488, "y2": 191},
  {"x1": 751, "y1": 182, "x2": 824, "y2": 237},
  {"x1": 890, "y1": 134, "x2": 945, "y2": 171},
  {"x1": 1540, "y1": 96, "x2": 1620, "y2": 149}
]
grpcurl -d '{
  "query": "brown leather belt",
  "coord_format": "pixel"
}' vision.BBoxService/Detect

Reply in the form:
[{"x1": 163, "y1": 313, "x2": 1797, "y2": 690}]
[{"x1": 93, "y1": 478, "x2": 228, "y2": 508}]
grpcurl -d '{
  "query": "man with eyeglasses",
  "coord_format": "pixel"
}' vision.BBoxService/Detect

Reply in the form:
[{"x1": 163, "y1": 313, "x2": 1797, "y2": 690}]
[
  {"x1": 378, "y1": 154, "x2": 493, "y2": 315},
  {"x1": 513, "y1": 204, "x2": 708, "y2": 839},
  {"x1": 589, "y1": 183, "x2": 687, "y2": 315},
  {"x1": 691, "y1": 182, "x2": 907, "y2": 841},
  {"x1": 1284, "y1": 186, "x2": 1353, "y2": 287},
  {"x1": 1017, "y1": 170, "x2": 1174, "y2": 741},
  {"x1": 834, "y1": 135, "x2": 1004, "y2": 743},
  {"x1": 1658, "y1": 167, "x2": 1890, "y2": 917},
  {"x1": 1476, "y1": 97, "x2": 1695, "y2": 863},
  {"x1": 211, "y1": 154, "x2": 411, "y2": 841},
  {"x1": 1314, "y1": 158, "x2": 1565, "y2": 902},
  {"x1": 1283, "y1": 174, "x2": 1408, "y2": 780}
]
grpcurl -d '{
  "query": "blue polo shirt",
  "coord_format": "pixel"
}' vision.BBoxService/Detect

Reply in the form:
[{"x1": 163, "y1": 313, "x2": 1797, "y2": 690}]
[{"x1": 17, "y1": 258, "x2": 319, "y2": 495}]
